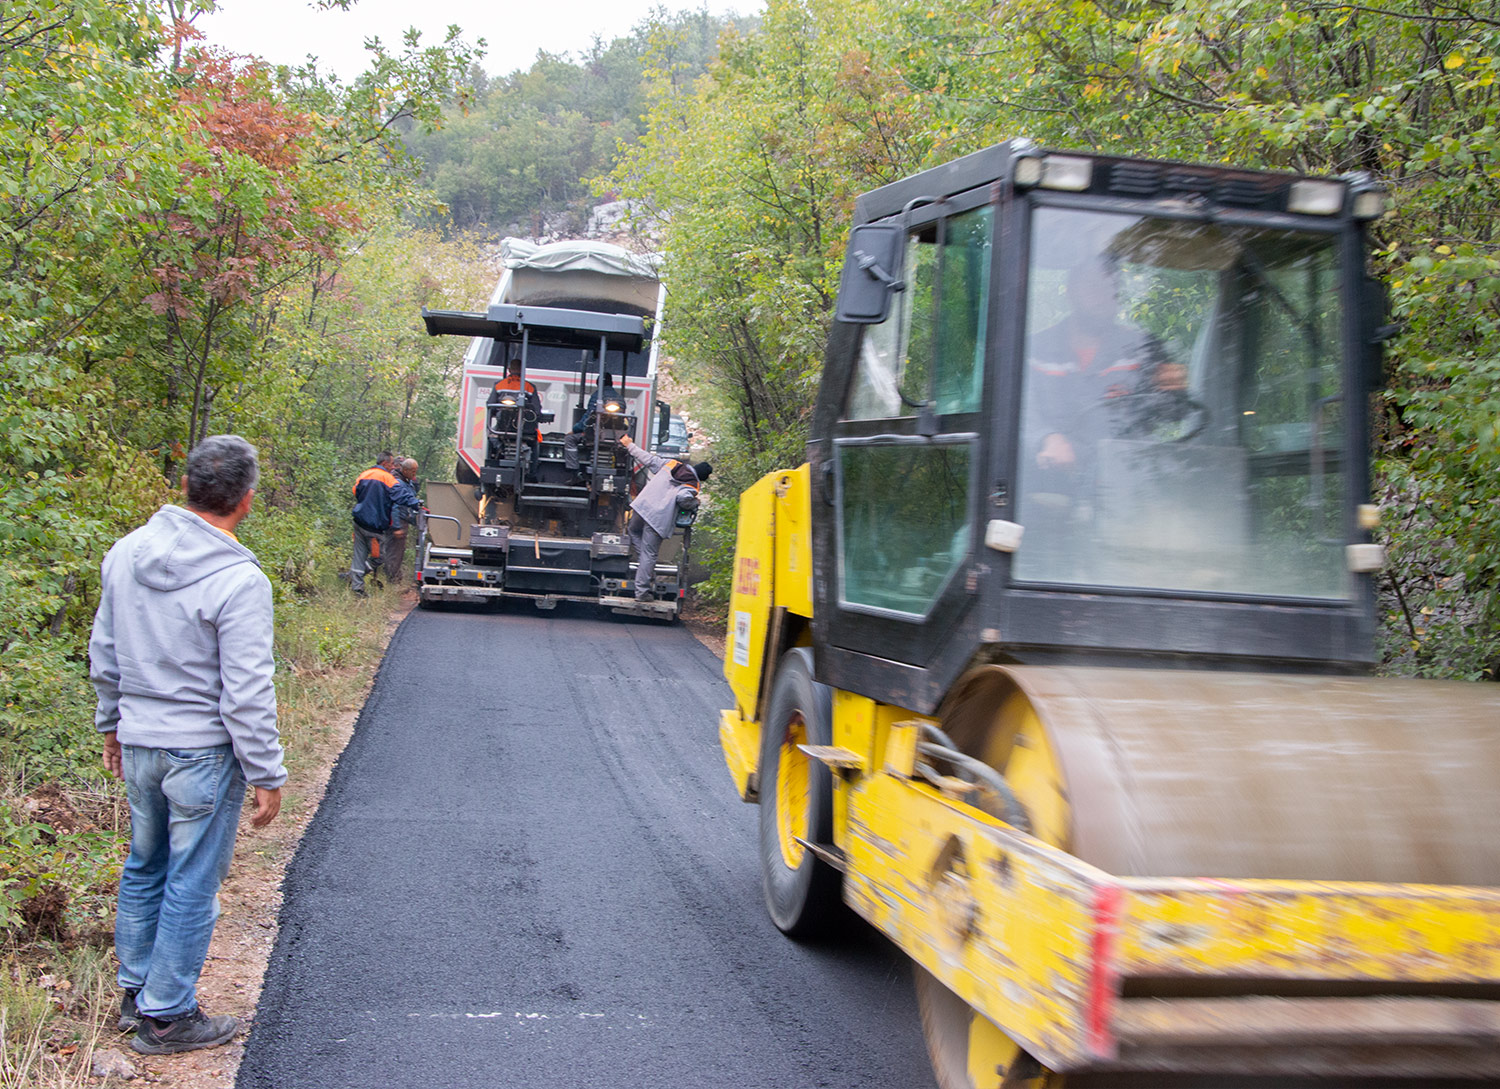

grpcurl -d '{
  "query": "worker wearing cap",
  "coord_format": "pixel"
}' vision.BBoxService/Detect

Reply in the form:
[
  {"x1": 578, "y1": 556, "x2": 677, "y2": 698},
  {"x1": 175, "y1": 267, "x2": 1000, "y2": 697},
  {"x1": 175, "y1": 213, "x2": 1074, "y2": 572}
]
[
  {"x1": 619, "y1": 435, "x2": 711, "y2": 603},
  {"x1": 348, "y1": 452, "x2": 403, "y2": 595},
  {"x1": 383, "y1": 458, "x2": 421, "y2": 583}
]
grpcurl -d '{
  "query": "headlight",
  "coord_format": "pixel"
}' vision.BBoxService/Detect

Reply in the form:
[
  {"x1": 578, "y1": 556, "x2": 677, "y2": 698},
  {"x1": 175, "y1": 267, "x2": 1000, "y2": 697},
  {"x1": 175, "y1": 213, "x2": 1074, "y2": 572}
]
[
  {"x1": 1351, "y1": 190, "x2": 1387, "y2": 220},
  {"x1": 1287, "y1": 179, "x2": 1344, "y2": 215},
  {"x1": 1013, "y1": 155, "x2": 1044, "y2": 188},
  {"x1": 1038, "y1": 155, "x2": 1093, "y2": 192},
  {"x1": 603, "y1": 400, "x2": 623, "y2": 414},
  {"x1": 1342, "y1": 170, "x2": 1387, "y2": 221}
]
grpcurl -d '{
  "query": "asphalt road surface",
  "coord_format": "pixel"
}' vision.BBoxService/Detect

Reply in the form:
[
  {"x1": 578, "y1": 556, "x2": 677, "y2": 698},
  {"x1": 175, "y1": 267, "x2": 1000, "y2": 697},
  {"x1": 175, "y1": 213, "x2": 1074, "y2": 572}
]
[{"x1": 238, "y1": 603, "x2": 935, "y2": 1089}]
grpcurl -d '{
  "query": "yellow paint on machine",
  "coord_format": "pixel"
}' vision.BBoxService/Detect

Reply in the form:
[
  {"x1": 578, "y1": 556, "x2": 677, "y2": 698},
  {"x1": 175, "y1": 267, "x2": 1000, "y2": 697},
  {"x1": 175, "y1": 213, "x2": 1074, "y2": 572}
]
[
  {"x1": 838, "y1": 768, "x2": 1500, "y2": 1070},
  {"x1": 1117, "y1": 881, "x2": 1500, "y2": 981},
  {"x1": 723, "y1": 465, "x2": 812, "y2": 723},
  {"x1": 770, "y1": 467, "x2": 812, "y2": 618},
  {"x1": 718, "y1": 707, "x2": 759, "y2": 802}
]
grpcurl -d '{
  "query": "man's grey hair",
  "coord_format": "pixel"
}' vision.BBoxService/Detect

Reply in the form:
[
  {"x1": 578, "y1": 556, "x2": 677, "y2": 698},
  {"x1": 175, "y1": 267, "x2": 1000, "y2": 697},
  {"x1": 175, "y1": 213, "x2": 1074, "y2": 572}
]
[{"x1": 185, "y1": 435, "x2": 259, "y2": 516}]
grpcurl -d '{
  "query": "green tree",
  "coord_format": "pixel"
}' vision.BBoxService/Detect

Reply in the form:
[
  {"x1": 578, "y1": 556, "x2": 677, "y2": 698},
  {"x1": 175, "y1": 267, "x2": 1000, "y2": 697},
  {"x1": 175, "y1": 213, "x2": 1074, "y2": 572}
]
[
  {"x1": 405, "y1": 7, "x2": 745, "y2": 234},
  {"x1": 613, "y1": 0, "x2": 1500, "y2": 675}
]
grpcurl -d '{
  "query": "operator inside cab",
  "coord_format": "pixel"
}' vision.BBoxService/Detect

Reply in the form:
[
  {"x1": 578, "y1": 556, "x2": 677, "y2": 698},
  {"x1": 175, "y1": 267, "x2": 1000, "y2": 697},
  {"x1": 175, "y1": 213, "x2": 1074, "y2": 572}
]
[
  {"x1": 1025, "y1": 259, "x2": 1189, "y2": 475},
  {"x1": 486, "y1": 359, "x2": 542, "y2": 475},
  {"x1": 1019, "y1": 254, "x2": 1211, "y2": 586},
  {"x1": 564, "y1": 373, "x2": 618, "y2": 485}
]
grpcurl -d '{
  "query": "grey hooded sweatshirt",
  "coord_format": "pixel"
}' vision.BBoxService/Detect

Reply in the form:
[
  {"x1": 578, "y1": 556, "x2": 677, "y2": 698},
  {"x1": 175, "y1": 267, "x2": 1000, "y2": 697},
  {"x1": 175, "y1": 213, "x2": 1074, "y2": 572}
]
[
  {"x1": 624, "y1": 443, "x2": 700, "y2": 538},
  {"x1": 89, "y1": 505, "x2": 286, "y2": 789}
]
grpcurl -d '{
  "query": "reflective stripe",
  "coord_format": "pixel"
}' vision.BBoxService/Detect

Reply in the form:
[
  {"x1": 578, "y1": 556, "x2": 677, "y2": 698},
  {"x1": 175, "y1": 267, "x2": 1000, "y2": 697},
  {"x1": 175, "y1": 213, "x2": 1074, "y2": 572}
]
[{"x1": 352, "y1": 466, "x2": 399, "y2": 495}]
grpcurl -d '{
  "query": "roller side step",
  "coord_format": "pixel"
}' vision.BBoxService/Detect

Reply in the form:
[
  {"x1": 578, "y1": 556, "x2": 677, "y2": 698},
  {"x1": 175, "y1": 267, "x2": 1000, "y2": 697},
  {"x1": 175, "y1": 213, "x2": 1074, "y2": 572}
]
[
  {"x1": 794, "y1": 837, "x2": 848, "y2": 873},
  {"x1": 798, "y1": 744, "x2": 864, "y2": 772}
]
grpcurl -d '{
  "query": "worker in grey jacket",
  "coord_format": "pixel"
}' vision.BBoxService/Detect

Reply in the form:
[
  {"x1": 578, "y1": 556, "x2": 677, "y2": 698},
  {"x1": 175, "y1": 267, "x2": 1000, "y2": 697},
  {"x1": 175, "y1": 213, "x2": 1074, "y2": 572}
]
[
  {"x1": 90, "y1": 435, "x2": 285, "y2": 1057},
  {"x1": 619, "y1": 434, "x2": 711, "y2": 601}
]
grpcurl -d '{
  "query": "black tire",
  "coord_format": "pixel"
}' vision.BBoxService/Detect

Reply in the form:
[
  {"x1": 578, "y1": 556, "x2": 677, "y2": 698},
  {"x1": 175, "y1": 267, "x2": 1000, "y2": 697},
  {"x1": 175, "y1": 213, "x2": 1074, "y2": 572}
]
[
  {"x1": 758, "y1": 647, "x2": 843, "y2": 938},
  {"x1": 455, "y1": 457, "x2": 480, "y2": 486}
]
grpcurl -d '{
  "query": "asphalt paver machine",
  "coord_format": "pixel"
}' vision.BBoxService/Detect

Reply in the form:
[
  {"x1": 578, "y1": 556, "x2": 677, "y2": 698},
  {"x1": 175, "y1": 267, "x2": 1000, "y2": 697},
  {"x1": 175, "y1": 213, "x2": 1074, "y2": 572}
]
[
  {"x1": 719, "y1": 141, "x2": 1500, "y2": 1087},
  {"x1": 416, "y1": 302, "x2": 690, "y2": 616}
]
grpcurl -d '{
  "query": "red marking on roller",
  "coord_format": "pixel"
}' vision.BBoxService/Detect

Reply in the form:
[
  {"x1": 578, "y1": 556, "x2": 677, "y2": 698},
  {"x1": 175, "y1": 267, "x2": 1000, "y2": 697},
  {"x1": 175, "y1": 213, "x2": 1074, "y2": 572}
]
[{"x1": 1086, "y1": 883, "x2": 1123, "y2": 1058}]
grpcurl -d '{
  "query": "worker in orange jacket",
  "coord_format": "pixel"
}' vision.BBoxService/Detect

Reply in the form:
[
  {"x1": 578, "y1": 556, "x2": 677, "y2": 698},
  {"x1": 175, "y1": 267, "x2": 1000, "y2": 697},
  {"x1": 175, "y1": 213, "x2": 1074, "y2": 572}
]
[
  {"x1": 348, "y1": 452, "x2": 402, "y2": 596},
  {"x1": 487, "y1": 359, "x2": 542, "y2": 473}
]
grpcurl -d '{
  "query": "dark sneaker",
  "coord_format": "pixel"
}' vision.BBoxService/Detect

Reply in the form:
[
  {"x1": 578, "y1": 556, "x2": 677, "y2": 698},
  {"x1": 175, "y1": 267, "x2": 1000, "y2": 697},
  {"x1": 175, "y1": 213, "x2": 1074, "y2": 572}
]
[
  {"x1": 131, "y1": 1007, "x2": 239, "y2": 1055},
  {"x1": 635, "y1": 591, "x2": 657, "y2": 603},
  {"x1": 117, "y1": 990, "x2": 141, "y2": 1033}
]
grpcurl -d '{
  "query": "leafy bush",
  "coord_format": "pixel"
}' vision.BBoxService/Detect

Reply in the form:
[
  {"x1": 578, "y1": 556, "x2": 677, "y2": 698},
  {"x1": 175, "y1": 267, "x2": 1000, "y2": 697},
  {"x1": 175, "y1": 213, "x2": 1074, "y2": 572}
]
[
  {"x1": 0, "y1": 798, "x2": 120, "y2": 936},
  {"x1": 0, "y1": 641, "x2": 101, "y2": 788},
  {"x1": 239, "y1": 505, "x2": 346, "y2": 606}
]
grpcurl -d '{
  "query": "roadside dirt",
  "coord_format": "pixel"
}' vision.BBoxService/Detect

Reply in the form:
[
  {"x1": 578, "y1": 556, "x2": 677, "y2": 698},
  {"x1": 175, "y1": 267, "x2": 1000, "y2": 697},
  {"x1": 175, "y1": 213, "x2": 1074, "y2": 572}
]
[
  {"x1": 681, "y1": 598, "x2": 727, "y2": 661},
  {"x1": 101, "y1": 593, "x2": 416, "y2": 1088}
]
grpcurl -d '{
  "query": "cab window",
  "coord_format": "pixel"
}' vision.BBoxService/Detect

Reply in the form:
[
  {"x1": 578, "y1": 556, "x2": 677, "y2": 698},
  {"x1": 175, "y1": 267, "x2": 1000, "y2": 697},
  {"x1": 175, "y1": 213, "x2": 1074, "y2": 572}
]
[
  {"x1": 837, "y1": 439, "x2": 973, "y2": 616},
  {"x1": 836, "y1": 201, "x2": 990, "y2": 618},
  {"x1": 845, "y1": 205, "x2": 992, "y2": 421}
]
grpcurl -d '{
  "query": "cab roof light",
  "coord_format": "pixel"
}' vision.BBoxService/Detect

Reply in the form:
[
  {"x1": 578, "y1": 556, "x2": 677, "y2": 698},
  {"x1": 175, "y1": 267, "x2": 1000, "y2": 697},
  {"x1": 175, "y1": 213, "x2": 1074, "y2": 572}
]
[
  {"x1": 1351, "y1": 189, "x2": 1387, "y2": 220},
  {"x1": 1008, "y1": 137, "x2": 1044, "y2": 189},
  {"x1": 1287, "y1": 179, "x2": 1345, "y2": 215},
  {"x1": 1343, "y1": 172, "x2": 1388, "y2": 221},
  {"x1": 1039, "y1": 155, "x2": 1093, "y2": 192},
  {"x1": 1013, "y1": 155, "x2": 1045, "y2": 188}
]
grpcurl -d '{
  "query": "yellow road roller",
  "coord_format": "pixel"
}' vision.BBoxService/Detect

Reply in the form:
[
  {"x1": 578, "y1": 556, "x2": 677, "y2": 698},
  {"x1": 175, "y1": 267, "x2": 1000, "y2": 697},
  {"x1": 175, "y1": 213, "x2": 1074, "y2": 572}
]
[{"x1": 718, "y1": 141, "x2": 1500, "y2": 1087}]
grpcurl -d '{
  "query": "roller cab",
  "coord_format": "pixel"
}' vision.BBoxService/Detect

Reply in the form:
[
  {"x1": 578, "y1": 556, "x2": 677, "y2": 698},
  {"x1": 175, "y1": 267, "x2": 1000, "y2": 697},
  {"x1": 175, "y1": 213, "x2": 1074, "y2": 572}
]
[{"x1": 720, "y1": 141, "x2": 1500, "y2": 1087}]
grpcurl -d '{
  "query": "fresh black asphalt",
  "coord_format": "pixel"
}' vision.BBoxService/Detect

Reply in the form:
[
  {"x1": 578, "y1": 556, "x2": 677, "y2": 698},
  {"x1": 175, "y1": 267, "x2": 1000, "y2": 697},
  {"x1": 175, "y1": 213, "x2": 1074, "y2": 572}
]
[{"x1": 238, "y1": 603, "x2": 935, "y2": 1088}]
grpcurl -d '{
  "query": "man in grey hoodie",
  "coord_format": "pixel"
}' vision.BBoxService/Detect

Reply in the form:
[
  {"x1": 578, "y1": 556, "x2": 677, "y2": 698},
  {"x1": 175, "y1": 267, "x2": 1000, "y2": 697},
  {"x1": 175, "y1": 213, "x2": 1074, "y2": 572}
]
[
  {"x1": 618, "y1": 434, "x2": 711, "y2": 602},
  {"x1": 90, "y1": 435, "x2": 286, "y2": 1056}
]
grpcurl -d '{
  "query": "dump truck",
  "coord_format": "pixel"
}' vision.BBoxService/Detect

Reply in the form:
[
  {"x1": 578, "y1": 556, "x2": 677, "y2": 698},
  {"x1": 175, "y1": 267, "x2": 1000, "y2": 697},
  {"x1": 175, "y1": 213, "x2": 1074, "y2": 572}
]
[
  {"x1": 719, "y1": 140, "x2": 1500, "y2": 1087},
  {"x1": 416, "y1": 239, "x2": 693, "y2": 616}
]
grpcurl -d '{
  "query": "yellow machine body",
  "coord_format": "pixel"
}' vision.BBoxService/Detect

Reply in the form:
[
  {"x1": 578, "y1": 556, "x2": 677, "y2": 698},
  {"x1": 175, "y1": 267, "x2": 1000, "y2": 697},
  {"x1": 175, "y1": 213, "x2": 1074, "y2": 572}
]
[
  {"x1": 721, "y1": 465, "x2": 813, "y2": 800},
  {"x1": 721, "y1": 463, "x2": 1500, "y2": 1081}
]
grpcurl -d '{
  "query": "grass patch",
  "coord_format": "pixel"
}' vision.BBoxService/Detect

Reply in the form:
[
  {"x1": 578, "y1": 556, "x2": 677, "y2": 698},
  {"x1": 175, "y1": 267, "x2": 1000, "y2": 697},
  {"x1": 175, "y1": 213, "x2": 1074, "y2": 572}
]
[{"x1": 0, "y1": 939, "x2": 115, "y2": 1088}]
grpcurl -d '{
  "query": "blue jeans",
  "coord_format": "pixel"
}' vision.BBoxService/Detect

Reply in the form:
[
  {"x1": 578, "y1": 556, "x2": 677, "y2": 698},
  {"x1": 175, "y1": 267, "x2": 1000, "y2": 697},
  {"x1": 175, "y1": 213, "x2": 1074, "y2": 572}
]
[{"x1": 117, "y1": 744, "x2": 246, "y2": 1020}]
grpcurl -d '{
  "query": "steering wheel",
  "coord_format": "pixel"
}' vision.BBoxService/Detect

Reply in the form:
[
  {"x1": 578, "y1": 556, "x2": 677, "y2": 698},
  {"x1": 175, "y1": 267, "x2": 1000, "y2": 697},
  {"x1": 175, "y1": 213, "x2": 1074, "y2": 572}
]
[{"x1": 1109, "y1": 386, "x2": 1210, "y2": 443}]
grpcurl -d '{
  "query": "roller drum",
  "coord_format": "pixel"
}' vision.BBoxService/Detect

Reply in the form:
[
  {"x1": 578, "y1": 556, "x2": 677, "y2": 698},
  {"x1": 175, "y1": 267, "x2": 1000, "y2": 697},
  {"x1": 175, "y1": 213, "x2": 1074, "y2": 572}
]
[
  {"x1": 923, "y1": 666, "x2": 1500, "y2": 1089},
  {"x1": 975, "y1": 667, "x2": 1500, "y2": 884}
]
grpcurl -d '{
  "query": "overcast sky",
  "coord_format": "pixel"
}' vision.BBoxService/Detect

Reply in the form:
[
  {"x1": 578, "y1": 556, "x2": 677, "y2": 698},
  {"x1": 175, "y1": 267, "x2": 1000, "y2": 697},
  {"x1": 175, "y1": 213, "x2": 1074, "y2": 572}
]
[{"x1": 196, "y1": 0, "x2": 747, "y2": 82}]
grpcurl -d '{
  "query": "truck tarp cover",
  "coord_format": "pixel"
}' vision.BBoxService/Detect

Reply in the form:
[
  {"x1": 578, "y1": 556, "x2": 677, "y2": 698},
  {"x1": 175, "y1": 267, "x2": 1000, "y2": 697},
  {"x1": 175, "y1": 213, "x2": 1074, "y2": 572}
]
[{"x1": 501, "y1": 238, "x2": 661, "y2": 280}]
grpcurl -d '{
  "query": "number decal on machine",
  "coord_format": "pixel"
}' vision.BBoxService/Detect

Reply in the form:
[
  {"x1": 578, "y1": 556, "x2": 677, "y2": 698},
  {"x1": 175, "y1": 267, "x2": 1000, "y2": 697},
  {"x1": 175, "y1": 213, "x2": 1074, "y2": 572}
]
[{"x1": 735, "y1": 556, "x2": 761, "y2": 597}]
